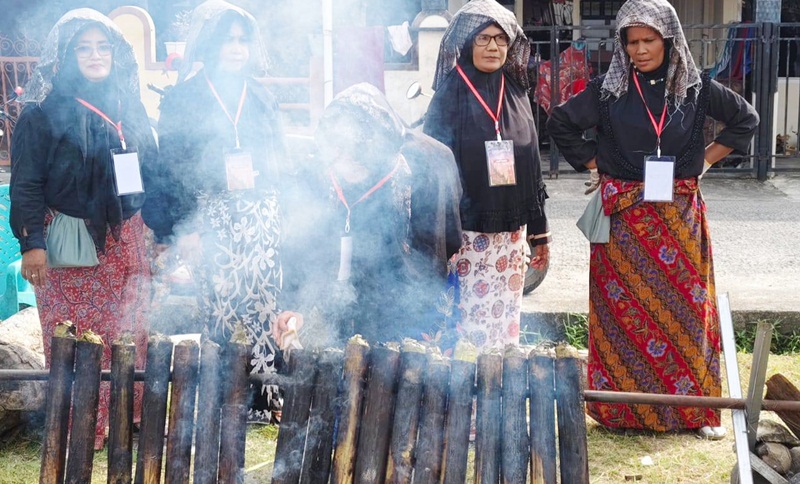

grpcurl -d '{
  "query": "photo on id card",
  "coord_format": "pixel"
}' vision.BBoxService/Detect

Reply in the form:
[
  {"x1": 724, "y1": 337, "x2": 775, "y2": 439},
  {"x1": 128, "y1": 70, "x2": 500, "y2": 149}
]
[{"x1": 485, "y1": 140, "x2": 516, "y2": 186}]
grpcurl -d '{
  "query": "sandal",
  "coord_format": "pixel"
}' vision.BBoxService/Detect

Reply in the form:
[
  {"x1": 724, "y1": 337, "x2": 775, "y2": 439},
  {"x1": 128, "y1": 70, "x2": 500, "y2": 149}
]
[{"x1": 697, "y1": 426, "x2": 726, "y2": 440}]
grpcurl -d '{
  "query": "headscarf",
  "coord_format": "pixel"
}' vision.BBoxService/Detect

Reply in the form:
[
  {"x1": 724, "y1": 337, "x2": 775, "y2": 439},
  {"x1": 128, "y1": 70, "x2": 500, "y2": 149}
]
[
  {"x1": 602, "y1": 0, "x2": 701, "y2": 103},
  {"x1": 179, "y1": 0, "x2": 268, "y2": 81},
  {"x1": 20, "y1": 8, "x2": 139, "y2": 104},
  {"x1": 433, "y1": 0, "x2": 530, "y2": 91}
]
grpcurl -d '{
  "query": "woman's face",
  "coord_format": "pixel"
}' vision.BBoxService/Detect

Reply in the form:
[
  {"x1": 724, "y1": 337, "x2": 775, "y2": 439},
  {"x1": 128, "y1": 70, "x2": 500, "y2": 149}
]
[
  {"x1": 217, "y1": 20, "x2": 251, "y2": 73},
  {"x1": 472, "y1": 24, "x2": 509, "y2": 73},
  {"x1": 625, "y1": 26, "x2": 665, "y2": 73},
  {"x1": 74, "y1": 27, "x2": 113, "y2": 82}
]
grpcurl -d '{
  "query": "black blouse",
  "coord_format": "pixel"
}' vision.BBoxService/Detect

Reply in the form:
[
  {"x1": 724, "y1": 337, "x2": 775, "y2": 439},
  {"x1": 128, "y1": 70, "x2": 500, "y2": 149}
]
[{"x1": 547, "y1": 70, "x2": 759, "y2": 180}]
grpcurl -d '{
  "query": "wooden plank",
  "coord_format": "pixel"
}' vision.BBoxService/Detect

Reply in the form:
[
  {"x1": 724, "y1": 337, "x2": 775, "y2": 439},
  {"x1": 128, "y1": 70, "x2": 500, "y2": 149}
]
[
  {"x1": 331, "y1": 338, "x2": 370, "y2": 484},
  {"x1": 64, "y1": 338, "x2": 104, "y2": 484},
  {"x1": 528, "y1": 349, "x2": 556, "y2": 484},
  {"x1": 386, "y1": 347, "x2": 427, "y2": 483},
  {"x1": 300, "y1": 349, "x2": 344, "y2": 483},
  {"x1": 165, "y1": 340, "x2": 200, "y2": 484},
  {"x1": 440, "y1": 359, "x2": 475, "y2": 484},
  {"x1": 108, "y1": 341, "x2": 136, "y2": 484},
  {"x1": 39, "y1": 333, "x2": 76, "y2": 484},
  {"x1": 474, "y1": 352, "x2": 502, "y2": 484},
  {"x1": 555, "y1": 347, "x2": 589, "y2": 484},
  {"x1": 501, "y1": 347, "x2": 529, "y2": 484},
  {"x1": 412, "y1": 357, "x2": 450, "y2": 484},
  {"x1": 193, "y1": 340, "x2": 222, "y2": 484}
]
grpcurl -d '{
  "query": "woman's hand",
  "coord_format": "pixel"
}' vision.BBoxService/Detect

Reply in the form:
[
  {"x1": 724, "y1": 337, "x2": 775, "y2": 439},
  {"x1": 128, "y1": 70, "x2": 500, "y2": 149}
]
[
  {"x1": 176, "y1": 232, "x2": 202, "y2": 265},
  {"x1": 529, "y1": 243, "x2": 549, "y2": 271},
  {"x1": 271, "y1": 311, "x2": 304, "y2": 351},
  {"x1": 21, "y1": 249, "x2": 47, "y2": 287}
]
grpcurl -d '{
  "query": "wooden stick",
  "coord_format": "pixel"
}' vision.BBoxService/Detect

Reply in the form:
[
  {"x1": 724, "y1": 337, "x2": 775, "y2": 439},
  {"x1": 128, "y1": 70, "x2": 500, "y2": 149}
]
[
  {"x1": 193, "y1": 340, "x2": 223, "y2": 484},
  {"x1": 474, "y1": 351, "x2": 502, "y2": 484},
  {"x1": 165, "y1": 340, "x2": 200, "y2": 484},
  {"x1": 65, "y1": 335, "x2": 104, "y2": 484},
  {"x1": 217, "y1": 338, "x2": 250, "y2": 483},
  {"x1": 272, "y1": 349, "x2": 317, "y2": 484},
  {"x1": 386, "y1": 344, "x2": 427, "y2": 483},
  {"x1": 501, "y1": 347, "x2": 529, "y2": 484},
  {"x1": 108, "y1": 339, "x2": 136, "y2": 484},
  {"x1": 412, "y1": 356, "x2": 450, "y2": 484},
  {"x1": 528, "y1": 348, "x2": 557, "y2": 484},
  {"x1": 331, "y1": 337, "x2": 370, "y2": 484},
  {"x1": 441, "y1": 358, "x2": 476, "y2": 484},
  {"x1": 765, "y1": 374, "x2": 800, "y2": 440},
  {"x1": 301, "y1": 349, "x2": 344, "y2": 483},
  {"x1": 134, "y1": 335, "x2": 174, "y2": 484},
  {"x1": 39, "y1": 329, "x2": 76, "y2": 484},
  {"x1": 555, "y1": 346, "x2": 589, "y2": 484},
  {"x1": 217, "y1": 404, "x2": 248, "y2": 484},
  {"x1": 354, "y1": 345, "x2": 401, "y2": 484}
]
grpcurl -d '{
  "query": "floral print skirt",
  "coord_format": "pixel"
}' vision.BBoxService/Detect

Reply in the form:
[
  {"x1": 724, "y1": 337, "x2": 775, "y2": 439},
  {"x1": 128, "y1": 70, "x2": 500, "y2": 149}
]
[{"x1": 453, "y1": 227, "x2": 527, "y2": 349}]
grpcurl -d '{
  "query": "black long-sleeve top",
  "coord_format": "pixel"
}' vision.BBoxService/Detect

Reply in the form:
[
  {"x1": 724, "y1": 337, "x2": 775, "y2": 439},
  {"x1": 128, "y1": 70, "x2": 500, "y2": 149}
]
[{"x1": 547, "y1": 71, "x2": 759, "y2": 180}]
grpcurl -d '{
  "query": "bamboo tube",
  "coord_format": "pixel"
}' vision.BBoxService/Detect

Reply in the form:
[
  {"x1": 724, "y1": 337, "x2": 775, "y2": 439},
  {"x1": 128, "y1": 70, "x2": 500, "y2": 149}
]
[
  {"x1": 474, "y1": 350, "x2": 502, "y2": 484},
  {"x1": 440, "y1": 352, "x2": 476, "y2": 484},
  {"x1": 386, "y1": 341, "x2": 427, "y2": 483},
  {"x1": 217, "y1": 404, "x2": 248, "y2": 484},
  {"x1": 108, "y1": 337, "x2": 136, "y2": 484},
  {"x1": 555, "y1": 345, "x2": 589, "y2": 484},
  {"x1": 40, "y1": 323, "x2": 77, "y2": 484},
  {"x1": 65, "y1": 332, "x2": 105, "y2": 484},
  {"x1": 412, "y1": 353, "x2": 450, "y2": 484},
  {"x1": 501, "y1": 346, "x2": 529, "y2": 484},
  {"x1": 217, "y1": 335, "x2": 250, "y2": 483},
  {"x1": 134, "y1": 334, "x2": 174, "y2": 484},
  {"x1": 272, "y1": 349, "x2": 317, "y2": 484},
  {"x1": 192, "y1": 340, "x2": 222, "y2": 484},
  {"x1": 165, "y1": 340, "x2": 200, "y2": 484},
  {"x1": 354, "y1": 344, "x2": 401, "y2": 484},
  {"x1": 331, "y1": 336, "x2": 370, "y2": 484},
  {"x1": 300, "y1": 349, "x2": 344, "y2": 483},
  {"x1": 528, "y1": 348, "x2": 556, "y2": 484}
]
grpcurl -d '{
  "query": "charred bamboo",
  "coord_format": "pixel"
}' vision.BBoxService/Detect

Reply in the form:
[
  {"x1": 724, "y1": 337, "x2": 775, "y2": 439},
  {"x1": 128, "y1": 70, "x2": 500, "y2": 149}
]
[
  {"x1": 474, "y1": 351, "x2": 502, "y2": 484},
  {"x1": 555, "y1": 346, "x2": 589, "y2": 484},
  {"x1": 217, "y1": 404, "x2": 248, "y2": 484},
  {"x1": 501, "y1": 347, "x2": 529, "y2": 484},
  {"x1": 528, "y1": 349, "x2": 557, "y2": 484},
  {"x1": 354, "y1": 345, "x2": 401, "y2": 484},
  {"x1": 765, "y1": 373, "x2": 800, "y2": 440},
  {"x1": 165, "y1": 340, "x2": 200, "y2": 484},
  {"x1": 412, "y1": 356, "x2": 450, "y2": 484},
  {"x1": 193, "y1": 340, "x2": 223, "y2": 484},
  {"x1": 331, "y1": 337, "x2": 370, "y2": 484},
  {"x1": 272, "y1": 349, "x2": 317, "y2": 484},
  {"x1": 386, "y1": 343, "x2": 427, "y2": 483},
  {"x1": 39, "y1": 326, "x2": 77, "y2": 484},
  {"x1": 108, "y1": 339, "x2": 136, "y2": 484},
  {"x1": 441, "y1": 356, "x2": 476, "y2": 484},
  {"x1": 301, "y1": 349, "x2": 344, "y2": 483},
  {"x1": 65, "y1": 335, "x2": 104, "y2": 484},
  {"x1": 134, "y1": 335, "x2": 174, "y2": 484}
]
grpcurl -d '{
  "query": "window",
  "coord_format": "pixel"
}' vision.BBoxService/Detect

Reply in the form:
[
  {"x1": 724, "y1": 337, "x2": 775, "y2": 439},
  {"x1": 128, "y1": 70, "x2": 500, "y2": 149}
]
[{"x1": 580, "y1": 0, "x2": 624, "y2": 20}]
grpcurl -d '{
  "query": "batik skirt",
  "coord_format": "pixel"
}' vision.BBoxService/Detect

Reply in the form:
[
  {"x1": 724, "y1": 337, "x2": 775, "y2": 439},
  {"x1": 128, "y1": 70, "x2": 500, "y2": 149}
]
[
  {"x1": 586, "y1": 178, "x2": 722, "y2": 431},
  {"x1": 37, "y1": 213, "x2": 151, "y2": 450},
  {"x1": 452, "y1": 227, "x2": 527, "y2": 349},
  {"x1": 193, "y1": 189, "x2": 283, "y2": 423}
]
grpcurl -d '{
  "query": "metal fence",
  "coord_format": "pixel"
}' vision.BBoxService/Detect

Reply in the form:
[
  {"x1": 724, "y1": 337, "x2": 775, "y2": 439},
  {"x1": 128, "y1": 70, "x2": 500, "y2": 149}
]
[
  {"x1": 0, "y1": 35, "x2": 40, "y2": 167},
  {"x1": 525, "y1": 22, "x2": 800, "y2": 180}
]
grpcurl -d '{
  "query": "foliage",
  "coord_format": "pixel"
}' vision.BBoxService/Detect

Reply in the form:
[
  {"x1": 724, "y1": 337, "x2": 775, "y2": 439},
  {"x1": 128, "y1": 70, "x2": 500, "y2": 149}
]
[{"x1": 735, "y1": 319, "x2": 800, "y2": 354}]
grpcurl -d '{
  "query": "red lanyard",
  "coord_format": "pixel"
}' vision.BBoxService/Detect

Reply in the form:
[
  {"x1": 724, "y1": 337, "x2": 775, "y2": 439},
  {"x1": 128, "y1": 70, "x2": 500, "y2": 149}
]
[
  {"x1": 205, "y1": 72, "x2": 248, "y2": 149},
  {"x1": 75, "y1": 98, "x2": 126, "y2": 150},
  {"x1": 330, "y1": 159, "x2": 403, "y2": 233},
  {"x1": 631, "y1": 72, "x2": 668, "y2": 157},
  {"x1": 456, "y1": 64, "x2": 505, "y2": 141}
]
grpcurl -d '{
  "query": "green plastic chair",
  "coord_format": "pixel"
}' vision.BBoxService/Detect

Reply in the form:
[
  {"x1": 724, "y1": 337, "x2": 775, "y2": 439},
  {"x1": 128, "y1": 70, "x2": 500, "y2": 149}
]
[{"x1": 0, "y1": 184, "x2": 37, "y2": 319}]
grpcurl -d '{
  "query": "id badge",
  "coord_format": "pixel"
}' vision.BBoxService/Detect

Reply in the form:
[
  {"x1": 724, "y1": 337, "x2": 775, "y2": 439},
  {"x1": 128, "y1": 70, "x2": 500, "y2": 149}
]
[
  {"x1": 485, "y1": 140, "x2": 516, "y2": 186},
  {"x1": 337, "y1": 236, "x2": 353, "y2": 281},
  {"x1": 643, "y1": 155, "x2": 676, "y2": 202},
  {"x1": 224, "y1": 149, "x2": 257, "y2": 191},
  {"x1": 111, "y1": 148, "x2": 144, "y2": 195}
]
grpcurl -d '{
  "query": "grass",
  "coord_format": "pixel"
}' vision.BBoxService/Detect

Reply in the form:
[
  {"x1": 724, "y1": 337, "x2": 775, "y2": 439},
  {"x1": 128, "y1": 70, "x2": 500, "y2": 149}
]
[{"x1": 1, "y1": 353, "x2": 797, "y2": 483}]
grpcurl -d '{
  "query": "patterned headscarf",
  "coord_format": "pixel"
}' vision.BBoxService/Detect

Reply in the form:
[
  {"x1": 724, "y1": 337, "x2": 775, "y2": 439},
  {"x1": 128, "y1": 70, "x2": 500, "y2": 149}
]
[
  {"x1": 433, "y1": 0, "x2": 530, "y2": 91},
  {"x1": 602, "y1": 0, "x2": 701, "y2": 103},
  {"x1": 179, "y1": 0, "x2": 268, "y2": 81},
  {"x1": 20, "y1": 9, "x2": 139, "y2": 104}
]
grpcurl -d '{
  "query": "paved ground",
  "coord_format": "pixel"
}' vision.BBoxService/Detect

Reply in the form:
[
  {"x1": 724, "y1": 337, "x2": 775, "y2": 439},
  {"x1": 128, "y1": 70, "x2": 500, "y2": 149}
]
[{"x1": 521, "y1": 172, "x2": 800, "y2": 334}]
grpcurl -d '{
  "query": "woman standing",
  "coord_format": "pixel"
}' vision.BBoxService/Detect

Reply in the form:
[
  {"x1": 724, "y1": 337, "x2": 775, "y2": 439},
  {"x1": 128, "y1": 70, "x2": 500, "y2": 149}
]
[
  {"x1": 424, "y1": 0, "x2": 550, "y2": 350},
  {"x1": 10, "y1": 9, "x2": 156, "y2": 449},
  {"x1": 547, "y1": 0, "x2": 758, "y2": 438},
  {"x1": 142, "y1": 0, "x2": 298, "y2": 423}
]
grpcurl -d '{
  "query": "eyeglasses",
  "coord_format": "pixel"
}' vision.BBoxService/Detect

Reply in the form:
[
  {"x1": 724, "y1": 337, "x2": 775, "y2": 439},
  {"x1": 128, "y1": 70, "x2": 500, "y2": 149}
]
[
  {"x1": 474, "y1": 34, "x2": 511, "y2": 47},
  {"x1": 74, "y1": 44, "x2": 113, "y2": 59}
]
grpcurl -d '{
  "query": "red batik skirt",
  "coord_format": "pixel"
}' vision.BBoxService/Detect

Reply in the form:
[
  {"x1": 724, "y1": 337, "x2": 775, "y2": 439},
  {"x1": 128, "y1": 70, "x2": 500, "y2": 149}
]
[
  {"x1": 586, "y1": 178, "x2": 722, "y2": 431},
  {"x1": 36, "y1": 213, "x2": 151, "y2": 450}
]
